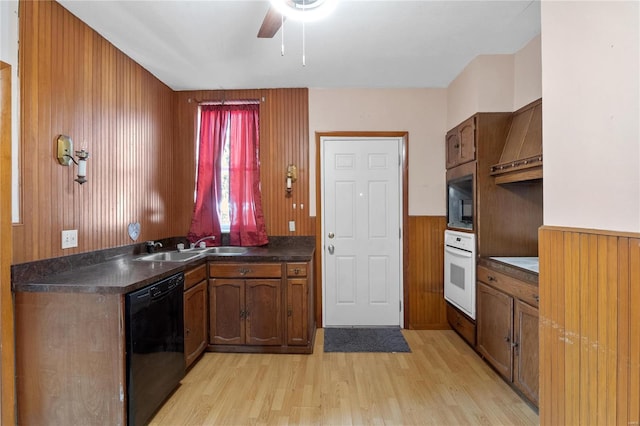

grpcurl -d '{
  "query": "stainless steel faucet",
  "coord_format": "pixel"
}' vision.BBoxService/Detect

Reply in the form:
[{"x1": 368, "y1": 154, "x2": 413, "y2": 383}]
[
  {"x1": 145, "y1": 241, "x2": 163, "y2": 253},
  {"x1": 190, "y1": 235, "x2": 216, "y2": 248}
]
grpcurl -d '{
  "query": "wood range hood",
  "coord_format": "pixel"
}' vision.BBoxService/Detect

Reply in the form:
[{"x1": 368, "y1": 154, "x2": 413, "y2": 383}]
[{"x1": 490, "y1": 98, "x2": 542, "y2": 184}]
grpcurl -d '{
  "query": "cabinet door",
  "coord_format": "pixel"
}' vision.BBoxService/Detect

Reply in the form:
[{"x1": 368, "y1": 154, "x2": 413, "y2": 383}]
[
  {"x1": 287, "y1": 278, "x2": 308, "y2": 346},
  {"x1": 458, "y1": 117, "x2": 476, "y2": 164},
  {"x1": 209, "y1": 279, "x2": 245, "y2": 345},
  {"x1": 477, "y1": 282, "x2": 514, "y2": 381},
  {"x1": 245, "y1": 279, "x2": 282, "y2": 346},
  {"x1": 514, "y1": 299, "x2": 539, "y2": 406},
  {"x1": 445, "y1": 130, "x2": 460, "y2": 169},
  {"x1": 184, "y1": 280, "x2": 207, "y2": 368}
]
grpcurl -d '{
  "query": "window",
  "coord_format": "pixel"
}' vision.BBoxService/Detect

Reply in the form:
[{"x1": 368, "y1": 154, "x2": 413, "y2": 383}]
[
  {"x1": 195, "y1": 112, "x2": 231, "y2": 232},
  {"x1": 188, "y1": 101, "x2": 268, "y2": 247}
]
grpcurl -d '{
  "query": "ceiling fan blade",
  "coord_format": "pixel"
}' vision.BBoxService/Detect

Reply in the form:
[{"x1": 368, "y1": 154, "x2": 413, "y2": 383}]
[{"x1": 257, "y1": 6, "x2": 284, "y2": 38}]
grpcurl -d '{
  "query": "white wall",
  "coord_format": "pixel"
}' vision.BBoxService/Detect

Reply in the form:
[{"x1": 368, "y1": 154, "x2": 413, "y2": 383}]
[
  {"x1": 0, "y1": 0, "x2": 20, "y2": 223},
  {"x1": 446, "y1": 55, "x2": 514, "y2": 129},
  {"x1": 542, "y1": 1, "x2": 640, "y2": 232},
  {"x1": 514, "y1": 35, "x2": 542, "y2": 110},
  {"x1": 308, "y1": 88, "x2": 448, "y2": 216},
  {"x1": 447, "y1": 35, "x2": 542, "y2": 128}
]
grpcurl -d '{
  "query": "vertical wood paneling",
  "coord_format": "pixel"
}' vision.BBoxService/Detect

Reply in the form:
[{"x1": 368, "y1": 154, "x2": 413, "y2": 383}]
[
  {"x1": 407, "y1": 216, "x2": 448, "y2": 329},
  {"x1": 539, "y1": 225, "x2": 640, "y2": 425},
  {"x1": 0, "y1": 61, "x2": 16, "y2": 426},
  {"x1": 172, "y1": 88, "x2": 314, "y2": 238},
  {"x1": 15, "y1": 0, "x2": 177, "y2": 263}
]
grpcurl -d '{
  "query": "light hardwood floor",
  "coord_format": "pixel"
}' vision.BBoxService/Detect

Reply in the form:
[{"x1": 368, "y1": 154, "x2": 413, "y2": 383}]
[{"x1": 150, "y1": 329, "x2": 538, "y2": 425}]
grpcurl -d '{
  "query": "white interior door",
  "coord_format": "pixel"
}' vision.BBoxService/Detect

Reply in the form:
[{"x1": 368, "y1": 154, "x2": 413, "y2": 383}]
[{"x1": 322, "y1": 137, "x2": 402, "y2": 327}]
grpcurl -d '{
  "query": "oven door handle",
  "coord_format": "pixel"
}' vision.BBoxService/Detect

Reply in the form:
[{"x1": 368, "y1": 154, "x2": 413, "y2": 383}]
[{"x1": 445, "y1": 245, "x2": 473, "y2": 258}]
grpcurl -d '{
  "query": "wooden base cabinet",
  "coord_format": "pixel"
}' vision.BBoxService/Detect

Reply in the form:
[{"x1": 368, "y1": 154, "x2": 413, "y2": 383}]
[
  {"x1": 184, "y1": 264, "x2": 208, "y2": 369},
  {"x1": 514, "y1": 299, "x2": 539, "y2": 405},
  {"x1": 286, "y1": 262, "x2": 314, "y2": 346},
  {"x1": 209, "y1": 275, "x2": 282, "y2": 345},
  {"x1": 477, "y1": 282, "x2": 514, "y2": 380},
  {"x1": 208, "y1": 261, "x2": 315, "y2": 353},
  {"x1": 446, "y1": 302, "x2": 476, "y2": 346},
  {"x1": 476, "y1": 265, "x2": 539, "y2": 407}
]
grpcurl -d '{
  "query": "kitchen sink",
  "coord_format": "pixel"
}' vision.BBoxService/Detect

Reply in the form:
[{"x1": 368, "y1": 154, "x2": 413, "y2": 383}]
[
  {"x1": 203, "y1": 246, "x2": 248, "y2": 255},
  {"x1": 136, "y1": 247, "x2": 249, "y2": 262},
  {"x1": 136, "y1": 251, "x2": 203, "y2": 262},
  {"x1": 188, "y1": 246, "x2": 249, "y2": 256}
]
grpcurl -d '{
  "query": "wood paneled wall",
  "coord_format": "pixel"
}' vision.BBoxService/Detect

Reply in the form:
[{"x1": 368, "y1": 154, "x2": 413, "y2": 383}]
[
  {"x1": 173, "y1": 89, "x2": 314, "y2": 237},
  {"x1": 15, "y1": 1, "x2": 445, "y2": 332},
  {"x1": 14, "y1": 0, "x2": 179, "y2": 263},
  {"x1": 539, "y1": 225, "x2": 640, "y2": 425},
  {"x1": 407, "y1": 216, "x2": 448, "y2": 329},
  {"x1": 0, "y1": 61, "x2": 16, "y2": 425}
]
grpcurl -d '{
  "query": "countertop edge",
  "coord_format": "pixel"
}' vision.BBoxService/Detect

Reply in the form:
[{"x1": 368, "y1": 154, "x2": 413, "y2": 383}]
[
  {"x1": 478, "y1": 257, "x2": 539, "y2": 285},
  {"x1": 13, "y1": 238, "x2": 315, "y2": 294}
]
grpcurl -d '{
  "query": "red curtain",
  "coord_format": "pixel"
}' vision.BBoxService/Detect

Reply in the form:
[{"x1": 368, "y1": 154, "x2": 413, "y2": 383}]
[
  {"x1": 187, "y1": 106, "x2": 227, "y2": 246},
  {"x1": 228, "y1": 104, "x2": 268, "y2": 246},
  {"x1": 188, "y1": 103, "x2": 268, "y2": 247}
]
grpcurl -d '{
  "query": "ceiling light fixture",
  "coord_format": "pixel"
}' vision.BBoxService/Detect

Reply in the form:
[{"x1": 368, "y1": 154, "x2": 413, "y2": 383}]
[{"x1": 269, "y1": 0, "x2": 338, "y2": 22}]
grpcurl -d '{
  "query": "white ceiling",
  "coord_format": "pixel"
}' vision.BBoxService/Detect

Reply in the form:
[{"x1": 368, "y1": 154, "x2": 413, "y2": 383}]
[{"x1": 56, "y1": 0, "x2": 541, "y2": 91}]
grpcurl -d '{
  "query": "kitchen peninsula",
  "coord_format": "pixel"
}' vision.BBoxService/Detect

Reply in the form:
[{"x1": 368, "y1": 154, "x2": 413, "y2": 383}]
[{"x1": 12, "y1": 236, "x2": 315, "y2": 425}]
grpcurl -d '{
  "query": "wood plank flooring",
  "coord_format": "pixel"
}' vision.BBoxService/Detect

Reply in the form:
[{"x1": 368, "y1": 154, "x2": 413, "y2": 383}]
[{"x1": 150, "y1": 329, "x2": 538, "y2": 425}]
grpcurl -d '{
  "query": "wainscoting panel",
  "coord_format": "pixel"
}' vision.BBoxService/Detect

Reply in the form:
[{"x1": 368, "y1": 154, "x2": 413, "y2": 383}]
[
  {"x1": 539, "y1": 226, "x2": 640, "y2": 425},
  {"x1": 407, "y1": 216, "x2": 448, "y2": 329}
]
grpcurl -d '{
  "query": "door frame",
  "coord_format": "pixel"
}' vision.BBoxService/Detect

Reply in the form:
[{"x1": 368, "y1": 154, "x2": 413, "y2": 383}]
[{"x1": 314, "y1": 131, "x2": 409, "y2": 328}]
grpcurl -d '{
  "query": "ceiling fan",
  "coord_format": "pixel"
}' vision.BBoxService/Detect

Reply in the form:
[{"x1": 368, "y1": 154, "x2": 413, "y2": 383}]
[
  {"x1": 257, "y1": 6, "x2": 284, "y2": 38},
  {"x1": 257, "y1": 0, "x2": 338, "y2": 38}
]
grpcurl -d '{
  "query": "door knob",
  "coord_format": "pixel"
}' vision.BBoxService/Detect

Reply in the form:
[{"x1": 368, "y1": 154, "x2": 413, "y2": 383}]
[
  {"x1": 328, "y1": 244, "x2": 335, "y2": 254},
  {"x1": 328, "y1": 232, "x2": 335, "y2": 239}
]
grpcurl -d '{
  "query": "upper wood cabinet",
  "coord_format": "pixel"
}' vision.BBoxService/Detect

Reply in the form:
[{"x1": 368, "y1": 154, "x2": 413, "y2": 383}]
[{"x1": 446, "y1": 117, "x2": 476, "y2": 169}]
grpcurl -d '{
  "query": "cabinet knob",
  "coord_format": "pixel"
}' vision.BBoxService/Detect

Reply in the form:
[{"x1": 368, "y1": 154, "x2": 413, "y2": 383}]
[
  {"x1": 287, "y1": 307, "x2": 292, "y2": 317},
  {"x1": 504, "y1": 336, "x2": 511, "y2": 343},
  {"x1": 488, "y1": 275, "x2": 496, "y2": 282},
  {"x1": 293, "y1": 268, "x2": 301, "y2": 275},
  {"x1": 533, "y1": 294, "x2": 540, "y2": 303},
  {"x1": 186, "y1": 328, "x2": 190, "y2": 336}
]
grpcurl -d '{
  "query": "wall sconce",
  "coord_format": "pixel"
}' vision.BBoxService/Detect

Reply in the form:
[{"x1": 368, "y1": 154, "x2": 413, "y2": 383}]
[
  {"x1": 286, "y1": 164, "x2": 297, "y2": 196},
  {"x1": 57, "y1": 135, "x2": 90, "y2": 184}
]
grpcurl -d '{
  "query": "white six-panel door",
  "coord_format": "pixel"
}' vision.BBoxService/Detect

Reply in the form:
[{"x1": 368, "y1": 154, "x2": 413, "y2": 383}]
[{"x1": 321, "y1": 137, "x2": 402, "y2": 326}]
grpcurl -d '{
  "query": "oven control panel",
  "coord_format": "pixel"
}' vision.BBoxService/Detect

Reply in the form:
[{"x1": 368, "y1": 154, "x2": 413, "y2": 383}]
[{"x1": 444, "y1": 230, "x2": 475, "y2": 253}]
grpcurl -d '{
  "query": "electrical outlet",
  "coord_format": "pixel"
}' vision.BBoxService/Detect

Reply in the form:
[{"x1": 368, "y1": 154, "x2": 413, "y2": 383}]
[
  {"x1": 288, "y1": 221, "x2": 296, "y2": 232},
  {"x1": 62, "y1": 229, "x2": 78, "y2": 249}
]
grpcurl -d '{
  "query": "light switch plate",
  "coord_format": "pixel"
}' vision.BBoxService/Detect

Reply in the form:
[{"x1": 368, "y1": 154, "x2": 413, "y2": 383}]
[
  {"x1": 288, "y1": 221, "x2": 295, "y2": 232},
  {"x1": 62, "y1": 229, "x2": 78, "y2": 249}
]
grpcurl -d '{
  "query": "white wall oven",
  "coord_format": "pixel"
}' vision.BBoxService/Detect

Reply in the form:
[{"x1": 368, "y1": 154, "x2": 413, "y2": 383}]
[{"x1": 444, "y1": 230, "x2": 476, "y2": 319}]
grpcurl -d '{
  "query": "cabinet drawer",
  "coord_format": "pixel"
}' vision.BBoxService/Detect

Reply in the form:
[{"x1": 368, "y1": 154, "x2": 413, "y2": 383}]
[
  {"x1": 447, "y1": 303, "x2": 476, "y2": 346},
  {"x1": 209, "y1": 263, "x2": 282, "y2": 278},
  {"x1": 184, "y1": 264, "x2": 207, "y2": 290},
  {"x1": 477, "y1": 266, "x2": 539, "y2": 308},
  {"x1": 286, "y1": 263, "x2": 307, "y2": 277}
]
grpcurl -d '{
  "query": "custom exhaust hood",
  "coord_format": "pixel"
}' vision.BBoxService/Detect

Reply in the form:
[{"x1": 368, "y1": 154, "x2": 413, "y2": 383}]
[{"x1": 490, "y1": 99, "x2": 542, "y2": 184}]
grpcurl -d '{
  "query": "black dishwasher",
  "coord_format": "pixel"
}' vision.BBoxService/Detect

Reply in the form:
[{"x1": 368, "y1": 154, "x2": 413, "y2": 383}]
[{"x1": 125, "y1": 273, "x2": 185, "y2": 426}]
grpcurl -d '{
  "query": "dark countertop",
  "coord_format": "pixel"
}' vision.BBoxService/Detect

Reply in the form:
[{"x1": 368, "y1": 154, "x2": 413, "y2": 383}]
[
  {"x1": 478, "y1": 256, "x2": 538, "y2": 285},
  {"x1": 12, "y1": 236, "x2": 315, "y2": 294}
]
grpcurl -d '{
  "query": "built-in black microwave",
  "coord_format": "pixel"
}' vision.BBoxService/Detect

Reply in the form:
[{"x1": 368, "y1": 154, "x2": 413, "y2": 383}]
[{"x1": 447, "y1": 174, "x2": 473, "y2": 230}]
